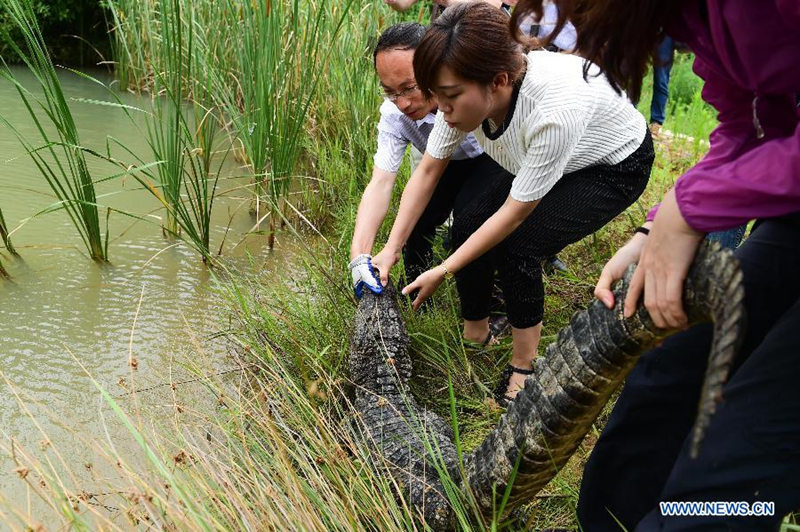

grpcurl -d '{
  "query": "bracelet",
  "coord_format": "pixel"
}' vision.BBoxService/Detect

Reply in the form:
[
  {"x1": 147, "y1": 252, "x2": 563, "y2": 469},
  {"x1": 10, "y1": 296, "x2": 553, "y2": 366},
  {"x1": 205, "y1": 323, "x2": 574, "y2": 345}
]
[
  {"x1": 440, "y1": 263, "x2": 454, "y2": 280},
  {"x1": 634, "y1": 226, "x2": 650, "y2": 236}
]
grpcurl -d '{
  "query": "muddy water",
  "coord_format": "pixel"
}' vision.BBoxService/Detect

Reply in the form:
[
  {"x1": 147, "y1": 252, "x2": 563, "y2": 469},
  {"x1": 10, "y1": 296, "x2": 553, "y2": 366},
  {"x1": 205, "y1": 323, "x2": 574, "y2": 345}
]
[{"x1": 0, "y1": 67, "x2": 292, "y2": 521}]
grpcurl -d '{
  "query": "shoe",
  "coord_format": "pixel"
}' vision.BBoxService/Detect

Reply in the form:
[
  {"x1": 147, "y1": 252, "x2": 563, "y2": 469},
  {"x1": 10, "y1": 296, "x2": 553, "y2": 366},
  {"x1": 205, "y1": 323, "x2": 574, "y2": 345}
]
[
  {"x1": 493, "y1": 363, "x2": 534, "y2": 407},
  {"x1": 649, "y1": 121, "x2": 662, "y2": 138},
  {"x1": 543, "y1": 255, "x2": 568, "y2": 275}
]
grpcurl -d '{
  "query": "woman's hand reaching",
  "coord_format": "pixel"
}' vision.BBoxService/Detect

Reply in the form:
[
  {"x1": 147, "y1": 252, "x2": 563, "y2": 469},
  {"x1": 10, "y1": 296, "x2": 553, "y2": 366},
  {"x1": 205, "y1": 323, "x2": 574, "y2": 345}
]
[
  {"x1": 371, "y1": 247, "x2": 401, "y2": 287},
  {"x1": 402, "y1": 266, "x2": 446, "y2": 311},
  {"x1": 623, "y1": 189, "x2": 704, "y2": 329},
  {"x1": 594, "y1": 230, "x2": 649, "y2": 309}
]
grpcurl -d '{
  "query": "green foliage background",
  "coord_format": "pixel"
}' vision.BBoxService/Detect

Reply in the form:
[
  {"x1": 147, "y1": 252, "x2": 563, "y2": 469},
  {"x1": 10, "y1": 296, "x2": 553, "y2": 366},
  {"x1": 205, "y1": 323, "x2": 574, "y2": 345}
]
[{"x1": 0, "y1": 0, "x2": 109, "y2": 65}]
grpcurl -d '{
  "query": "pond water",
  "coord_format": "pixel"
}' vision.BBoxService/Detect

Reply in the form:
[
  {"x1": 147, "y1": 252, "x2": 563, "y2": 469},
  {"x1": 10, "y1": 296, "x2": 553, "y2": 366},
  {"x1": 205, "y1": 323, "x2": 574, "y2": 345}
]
[{"x1": 0, "y1": 67, "x2": 290, "y2": 522}]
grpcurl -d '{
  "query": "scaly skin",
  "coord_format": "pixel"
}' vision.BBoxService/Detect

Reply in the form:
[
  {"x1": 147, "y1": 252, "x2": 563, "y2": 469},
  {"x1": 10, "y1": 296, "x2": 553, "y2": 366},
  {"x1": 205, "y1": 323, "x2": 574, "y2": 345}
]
[
  {"x1": 350, "y1": 283, "x2": 459, "y2": 530},
  {"x1": 350, "y1": 241, "x2": 745, "y2": 529}
]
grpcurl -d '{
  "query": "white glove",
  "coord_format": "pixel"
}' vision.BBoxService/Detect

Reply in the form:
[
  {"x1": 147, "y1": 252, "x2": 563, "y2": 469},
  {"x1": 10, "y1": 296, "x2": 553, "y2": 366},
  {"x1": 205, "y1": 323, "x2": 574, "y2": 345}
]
[{"x1": 349, "y1": 254, "x2": 383, "y2": 299}]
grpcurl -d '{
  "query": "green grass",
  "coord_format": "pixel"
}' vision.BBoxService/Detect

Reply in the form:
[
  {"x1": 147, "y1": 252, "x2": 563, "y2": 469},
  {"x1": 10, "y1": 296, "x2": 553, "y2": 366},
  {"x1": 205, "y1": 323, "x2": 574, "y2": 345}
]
[
  {"x1": 637, "y1": 51, "x2": 718, "y2": 142},
  {"x1": 0, "y1": 131, "x2": 712, "y2": 529}
]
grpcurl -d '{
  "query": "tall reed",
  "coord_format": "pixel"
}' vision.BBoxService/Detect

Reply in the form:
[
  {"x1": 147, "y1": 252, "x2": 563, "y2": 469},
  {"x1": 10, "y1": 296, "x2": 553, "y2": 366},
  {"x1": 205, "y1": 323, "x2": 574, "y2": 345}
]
[
  {"x1": 0, "y1": 0, "x2": 109, "y2": 261},
  {"x1": 301, "y1": 2, "x2": 386, "y2": 233},
  {"x1": 212, "y1": 0, "x2": 355, "y2": 248},
  {"x1": 146, "y1": 0, "x2": 194, "y2": 239},
  {"x1": 110, "y1": 0, "x2": 226, "y2": 262},
  {"x1": 314, "y1": 2, "x2": 385, "y2": 165},
  {"x1": 104, "y1": 0, "x2": 156, "y2": 92},
  {"x1": 103, "y1": 0, "x2": 356, "y2": 253}
]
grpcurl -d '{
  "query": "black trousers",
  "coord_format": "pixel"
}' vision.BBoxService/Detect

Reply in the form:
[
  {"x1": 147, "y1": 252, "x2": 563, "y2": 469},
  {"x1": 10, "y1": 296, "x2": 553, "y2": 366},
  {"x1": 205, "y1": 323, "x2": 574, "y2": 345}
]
[
  {"x1": 577, "y1": 212, "x2": 800, "y2": 531},
  {"x1": 453, "y1": 133, "x2": 654, "y2": 329},
  {"x1": 403, "y1": 153, "x2": 510, "y2": 285}
]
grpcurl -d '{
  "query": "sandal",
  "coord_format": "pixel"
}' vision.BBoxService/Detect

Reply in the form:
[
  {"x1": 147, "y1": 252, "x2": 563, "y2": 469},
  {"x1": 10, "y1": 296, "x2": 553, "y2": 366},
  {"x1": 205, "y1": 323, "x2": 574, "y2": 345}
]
[
  {"x1": 493, "y1": 363, "x2": 534, "y2": 407},
  {"x1": 464, "y1": 330, "x2": 498, "y2": 352}
]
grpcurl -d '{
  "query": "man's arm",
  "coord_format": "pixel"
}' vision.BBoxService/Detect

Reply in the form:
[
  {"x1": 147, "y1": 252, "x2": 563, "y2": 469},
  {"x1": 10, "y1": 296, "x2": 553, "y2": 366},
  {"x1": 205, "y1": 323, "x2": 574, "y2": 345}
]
[
  {"x1": 350, "y1": 167, "x2": 398, "y2": 260},
  {"x1": 382, "y1": 153, "x2": 449, "y2": 256},
  {"x1": 371, "y1": 153, "x2": 450, "y2": 284}
]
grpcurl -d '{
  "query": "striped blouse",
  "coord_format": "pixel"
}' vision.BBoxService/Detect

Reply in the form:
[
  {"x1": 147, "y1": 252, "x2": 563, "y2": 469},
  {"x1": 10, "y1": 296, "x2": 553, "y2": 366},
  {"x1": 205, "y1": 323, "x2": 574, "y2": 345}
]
[{"x1": 426, "y1": 51, "x2": 647, "y2": 202}]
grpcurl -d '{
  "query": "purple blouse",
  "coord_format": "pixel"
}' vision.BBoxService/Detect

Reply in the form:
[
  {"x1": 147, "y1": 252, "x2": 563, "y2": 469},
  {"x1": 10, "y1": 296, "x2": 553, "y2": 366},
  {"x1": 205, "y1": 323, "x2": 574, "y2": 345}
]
[{"x1": 647, "y1": 0, "x2": 800, "y2": 232}]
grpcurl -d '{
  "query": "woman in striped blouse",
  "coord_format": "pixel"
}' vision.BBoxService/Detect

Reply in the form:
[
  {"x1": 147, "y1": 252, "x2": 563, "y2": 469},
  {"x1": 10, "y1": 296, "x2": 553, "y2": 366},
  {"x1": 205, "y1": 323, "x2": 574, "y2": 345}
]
[{"x1": 371, "y1": 1, "x2": 653, "y2": 404}]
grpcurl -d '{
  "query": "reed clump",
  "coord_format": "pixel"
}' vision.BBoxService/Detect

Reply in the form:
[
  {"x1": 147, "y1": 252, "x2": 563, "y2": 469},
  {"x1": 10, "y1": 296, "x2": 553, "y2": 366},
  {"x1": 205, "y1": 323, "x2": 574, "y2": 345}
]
[
  {"x1": 0, "y1": 0, "x2": 109, "y2": 262},
  {"x1": 105, "y1": 0, "x2": 366, "y2": 250},
  {"x1": 136, "y1": 0, "x2": 225, "y2": 261}
]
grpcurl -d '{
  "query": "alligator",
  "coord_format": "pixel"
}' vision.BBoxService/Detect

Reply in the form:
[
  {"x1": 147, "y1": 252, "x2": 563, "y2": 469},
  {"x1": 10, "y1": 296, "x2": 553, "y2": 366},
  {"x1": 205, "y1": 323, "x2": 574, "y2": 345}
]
[{"x1": 349, "y1": 241, "x2": 745, "y2": 530}]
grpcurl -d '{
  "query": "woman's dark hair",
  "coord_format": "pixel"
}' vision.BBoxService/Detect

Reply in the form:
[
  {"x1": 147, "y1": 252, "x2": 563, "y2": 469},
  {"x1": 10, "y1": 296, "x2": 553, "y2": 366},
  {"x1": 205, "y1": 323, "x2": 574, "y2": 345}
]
[
  {"x1": 413, "y1": 2, "x2": 526, "y2": 95},
  {"x1": 511, "y1": 0, "x2": 678, "y2": 103},
  {"x1": 373, "y1": 22, "x2": 427, "y2": 66}
]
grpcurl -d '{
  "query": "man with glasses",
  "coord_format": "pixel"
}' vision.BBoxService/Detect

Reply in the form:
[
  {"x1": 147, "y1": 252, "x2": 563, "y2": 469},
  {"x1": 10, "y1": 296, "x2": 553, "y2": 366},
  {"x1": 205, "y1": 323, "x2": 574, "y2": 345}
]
[{"x1": 350, "y1": 22, "x2": 511, "y2": 343}]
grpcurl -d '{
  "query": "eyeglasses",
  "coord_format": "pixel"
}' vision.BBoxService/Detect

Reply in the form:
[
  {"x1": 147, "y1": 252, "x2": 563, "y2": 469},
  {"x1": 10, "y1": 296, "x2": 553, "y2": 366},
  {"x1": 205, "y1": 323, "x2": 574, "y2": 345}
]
[{"x1": 381, "y1": 84, "x2": 419, "y2": 103}]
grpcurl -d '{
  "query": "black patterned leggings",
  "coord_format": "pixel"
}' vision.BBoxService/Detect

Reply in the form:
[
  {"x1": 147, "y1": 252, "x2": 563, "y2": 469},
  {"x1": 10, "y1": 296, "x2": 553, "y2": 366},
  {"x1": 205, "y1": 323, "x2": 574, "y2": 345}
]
[
  {"x1": 403, "y1": 153, "x2": 510, "y2": 283},
  {"x1": 453, "y1": 132, "x2": 654, "y2": 329}
]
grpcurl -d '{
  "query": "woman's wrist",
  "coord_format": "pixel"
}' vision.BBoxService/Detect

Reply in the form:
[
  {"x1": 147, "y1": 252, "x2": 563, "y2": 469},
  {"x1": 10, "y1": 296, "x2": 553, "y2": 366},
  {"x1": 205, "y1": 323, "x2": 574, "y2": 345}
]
[
  {"x1": 627, "y1": 223, "x2": 652, "y2": 249},
  {"x1": 632, "y1": 221, "x2": 654, "y2": 239},
  {"x1": 439, "y1": 261, "x2": 454, "y2": 280}
]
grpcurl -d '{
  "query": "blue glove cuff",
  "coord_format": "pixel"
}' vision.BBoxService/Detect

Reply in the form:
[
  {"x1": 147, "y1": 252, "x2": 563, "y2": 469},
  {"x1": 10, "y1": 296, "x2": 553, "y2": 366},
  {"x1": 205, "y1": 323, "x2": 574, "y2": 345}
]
[
  {"x1": 355, "y1": 280, "x2": 364, "y2": 299},
  {"x1": 366, "y1": 257, "x2": 383, "y2": 294}
]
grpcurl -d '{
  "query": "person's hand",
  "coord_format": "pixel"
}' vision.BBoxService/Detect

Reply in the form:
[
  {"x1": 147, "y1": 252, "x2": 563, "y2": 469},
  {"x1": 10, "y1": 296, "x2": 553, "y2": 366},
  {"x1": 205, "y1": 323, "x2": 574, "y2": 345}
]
[
  {"x1": 371, "y1": 247, "x2": 401, "y2": 287},
  {"x1": 402, "y1": 266, "x2": 446, "y2": 311},
  {"x1": 623, "y1": 188, "x2": 704, "y2": 329},
  {"x1": 348, "y1": 254, "x2": 383, "y2": 299},
  {"x1": 594, "y1": 232, "x2": 648, "y2": 308}
]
